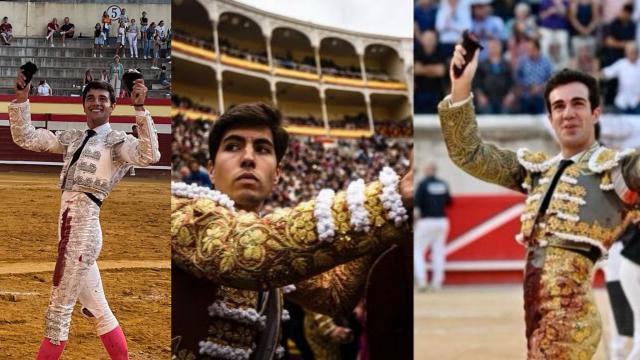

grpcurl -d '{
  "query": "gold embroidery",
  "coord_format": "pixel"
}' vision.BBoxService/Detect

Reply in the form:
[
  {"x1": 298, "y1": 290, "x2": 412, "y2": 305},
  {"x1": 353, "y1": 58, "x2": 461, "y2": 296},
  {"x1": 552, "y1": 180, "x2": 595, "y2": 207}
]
[{"x1": 171, "y1": 181, "x2": 408, "y2": 290}]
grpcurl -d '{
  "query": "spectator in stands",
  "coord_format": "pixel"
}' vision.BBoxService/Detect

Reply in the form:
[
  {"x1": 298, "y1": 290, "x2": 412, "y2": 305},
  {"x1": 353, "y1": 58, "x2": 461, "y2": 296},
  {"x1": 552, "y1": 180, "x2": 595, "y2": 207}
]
[
  {"x1": 538, "y1": 0, "x2": 571, "y2": 69},
  {"x1": 473, "y1": 39, "x2": 515, "y2": 113},
  {"x1": 37, "y1": 80, "x2": 52, "y2": 96},
  {"x1": 59, "y1": 17, "x2": 75, "y2": 47},
  {"x1": 183, "y1": 159, "x2": 212, "y2": 188},
  {"x1": 45, "y1": 17, "x2": 59, "y2": 47},
  {"x1": 436, "y1": 0, "x2": 472, "y2": 58},
  {"x1": 140, "y1": 11, "x2": 149, "y2": 59},
  {"x1": 0, "y1": 16, "x2": 13, "y2": 46},
  {"x1": 514, "y1": 38, "x2": 553, "y2": 113},
  {"x1": 116, "y1": 20, "x2": 126, "y2": 58},
  {"x1": 145, "y1": 22, "x2": 156, "y2": 60},
  {"x1": 159, "y1": 65, "x2": 171, "y2": 89},
  {"x1": 414, "y1": 0, "x2": 439, "y2": 35},
  {"x1": 108, "y1": 55, "x2": 124, "y2": 97},
  {"x1": 505, "y1": 3, "x2": 539, "y2": 68},
  {"x1": 470, "y1": 0, "x2": 504, "y2": 61},
  {"x1": 568, "y1": 0, "x2": 599, "y2": 56},
  {"x1": 127, "y1": 18, "x2": 139, "y2": 58},
  {"x1": 101, "y1": 11, "x2": 111, "y2": 47},
  {"x1": 155, "y1": 20, "x2": 167, "y2": 43},
  {"x1": 93, "y1": 22, "x2": 103, "y2": 57},
  {"x1": 569, "y1": 43, "x2": 600, "y2": 78},
  {"x1": 414, "y1": 30, "x2": 447, "y2": 113},
  {"x1": 119, "y1": 8, "x2": 129, "y2": 25},
  {"x1": 165, "y1": 28, "x2": 171, "y2": 59},
  {"x1": 83, "y1": 69, "x2": 93, "y2": 92},
  {"x1": 602, "y1": 3, "x2": 637, "y2": 67},
  {"x1": 100, "y1": 69, "x2": 108, "y2": 82},
  {"x1": 152, "y1": 33, "x2": 161, "y2": 69},
  {"x1": 602, "y1": 43, "x2": 640, "y2": 114}
]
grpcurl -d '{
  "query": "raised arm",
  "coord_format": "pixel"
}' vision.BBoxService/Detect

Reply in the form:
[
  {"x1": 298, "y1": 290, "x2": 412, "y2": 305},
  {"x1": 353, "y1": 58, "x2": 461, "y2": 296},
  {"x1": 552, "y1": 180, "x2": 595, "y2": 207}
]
[
  {"x1": 171, "y1": 168, "x2": 411, "y2": 290},
  {"x1": 8, "y1": 70, "x2": 64, "y2": 154},
  {"x1": 438, "y1": 45, "x2": 526, "y2": 192},
  {"x1": 114, "y1": 79, "x2": 160, "y2": 166}
]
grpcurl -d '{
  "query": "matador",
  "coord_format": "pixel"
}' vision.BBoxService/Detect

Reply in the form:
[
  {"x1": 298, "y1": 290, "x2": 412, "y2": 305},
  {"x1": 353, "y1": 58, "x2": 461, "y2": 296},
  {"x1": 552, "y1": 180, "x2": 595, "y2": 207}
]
[
  {"x1": 171, "y1": 102, "x2": 412, "y2": 359},
  {"x1": 10, "y1": 72, "x2": 160, "y2": 359},
  {"x1": 439, "y1": 45, "x2": 640, "y2": 358}
]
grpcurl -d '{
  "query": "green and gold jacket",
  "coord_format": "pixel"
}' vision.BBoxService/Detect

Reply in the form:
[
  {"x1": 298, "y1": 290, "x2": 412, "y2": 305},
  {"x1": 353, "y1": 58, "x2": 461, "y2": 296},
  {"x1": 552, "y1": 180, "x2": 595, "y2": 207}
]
[
  {"x1": 171, "y1": 172, "x2": 410, "y2": 359},
  {"x1": 439, "y1": 97, "x2": 640, "y2": 257}
]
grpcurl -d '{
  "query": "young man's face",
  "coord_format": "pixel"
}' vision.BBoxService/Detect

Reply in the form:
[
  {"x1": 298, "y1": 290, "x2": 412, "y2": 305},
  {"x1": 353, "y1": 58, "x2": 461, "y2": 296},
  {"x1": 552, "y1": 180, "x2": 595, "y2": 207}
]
[
  {"x1": 547, "y1": 82, "x2": 600, "y2": 154},
  {"x1": 83, "y1": 88, "x2": 115, "y2": 128},
  {"x1": 209, "y1": 126, "x2": 280, "y2": 212}
]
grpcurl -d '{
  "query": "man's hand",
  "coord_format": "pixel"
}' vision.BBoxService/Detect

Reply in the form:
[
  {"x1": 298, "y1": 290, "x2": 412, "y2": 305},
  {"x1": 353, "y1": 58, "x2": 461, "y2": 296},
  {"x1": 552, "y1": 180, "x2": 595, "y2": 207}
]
[
  {"x1": 450, "y1": 44, "x2": 480, "y2": 103},
  {"x1": 14, "y1": 69, "x2": 30, "y2": 103},
  {"x1": 329, "y1": 326, "x2": 353, "y2": 343},
  {"x1": 131, "y1": 78, "x2": 147, "y2": 111}
]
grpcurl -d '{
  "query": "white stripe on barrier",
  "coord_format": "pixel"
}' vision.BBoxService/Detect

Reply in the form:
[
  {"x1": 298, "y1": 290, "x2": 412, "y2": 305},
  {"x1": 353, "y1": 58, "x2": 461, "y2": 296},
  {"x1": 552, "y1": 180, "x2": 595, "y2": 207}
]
[{"x1": 445, "y1": 203, "x2": 525, "y2": 256}]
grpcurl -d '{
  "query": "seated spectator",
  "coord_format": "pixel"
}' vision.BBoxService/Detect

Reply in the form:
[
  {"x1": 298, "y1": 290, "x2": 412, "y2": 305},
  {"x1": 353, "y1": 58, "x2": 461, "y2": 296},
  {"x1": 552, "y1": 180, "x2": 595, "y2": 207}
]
[
  {"x1": 470, "y1": 0, "x2": 504, "y2": 61},
  {"x1": 569, "y1": 43, "x2": 600, "y2": 78},
  {"x1": 506, "y1": 3, "x2": 539, "y2": 68},
  {"x1": 537, "y1": 0, "x2": 571, "y2": 70},
  {"x1": 602, "y1": 43, "x2": 640, "y2": 114},
  {"x1": 159, "y1": 65, "x2": 171, "y2": 89},
  {"x1": 59, "y1": 17, "x2": 75, "y2": 47},
  {"x1": 182, "y1": 159, "x2": 212, "y2": 188},
  {"x1": 82, "y1": 69, "x2": 93, "y2": 91},
  {"x1": 414, "y1": 30, "x2": 447, "y2": 113},
  {"x1": 435, "y1": 0, "x2": 472, "y2": 58},
  {"x1": 37, "y1": 80, "x2": 52, "y2": 96},
  {"x1": 601, "y1": 3, "x2": 637, "y2": 67},
  {"x1": 414, "y1": 0, "x2": 439, "y2": 35},
  {"x1": 45, "y1": 17, "x2": 59, "y2": 47},
  {"x1": 0, "y1": 17, "x2": 13, "y2": 45},
  {"x1": 473, "y1": 39, "x2": 515, "y2": 113},
  {"x1": 568, "y1": 0, "x2": 599, "y2": 56},
  {"x1": 514, "y1": 39, "x2": 553, "y2": 113}
]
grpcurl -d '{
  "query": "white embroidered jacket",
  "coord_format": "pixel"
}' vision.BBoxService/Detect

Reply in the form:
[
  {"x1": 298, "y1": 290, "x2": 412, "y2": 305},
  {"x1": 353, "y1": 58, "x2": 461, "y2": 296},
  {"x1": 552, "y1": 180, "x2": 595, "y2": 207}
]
[{"x1": 9, "y1": 100, "x2": 161, "y2": 200}]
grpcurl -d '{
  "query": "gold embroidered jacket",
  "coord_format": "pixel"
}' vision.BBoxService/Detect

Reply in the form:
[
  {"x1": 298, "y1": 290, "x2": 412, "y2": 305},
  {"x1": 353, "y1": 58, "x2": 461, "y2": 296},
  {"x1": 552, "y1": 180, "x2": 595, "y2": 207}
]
[
  {"x1": 171, "y1": 180, "x2": 409, "y2": 359},
  {"x1": 438, "y1": 98, "x2": 640, "y2": 256},
  {"x1": 171, "y1": 181, "x2": 408, "y2": 290}
]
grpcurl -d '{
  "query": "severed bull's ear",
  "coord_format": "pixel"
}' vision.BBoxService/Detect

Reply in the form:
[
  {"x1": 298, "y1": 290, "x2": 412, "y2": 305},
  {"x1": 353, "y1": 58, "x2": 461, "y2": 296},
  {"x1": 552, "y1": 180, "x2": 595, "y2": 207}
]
[
  {"x1": 122, "y1": 69, "x2": 143, "y2": 97},
  {"x1": 19, "y1": 62, "x2": 38, "y2": 90}
]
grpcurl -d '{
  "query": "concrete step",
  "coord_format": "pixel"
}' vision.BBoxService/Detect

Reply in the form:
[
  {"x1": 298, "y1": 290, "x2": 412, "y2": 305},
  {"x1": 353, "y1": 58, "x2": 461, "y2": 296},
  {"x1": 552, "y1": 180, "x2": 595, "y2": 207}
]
[
  {"x1": 0, "y1": 87, "x2": 170, "y2": 99},
  {"x1": 0, "y1": 46, "x2": 169, "y2": 58},
  {"x1": 0, "y1": 65, "x2": 168, "y2": 79},
  {"x1": 0, "y1": 56, "x2": 171, "y2": 70},
  {"x1": 8, "y1": 37, "x2": 157, "y2": 49}
]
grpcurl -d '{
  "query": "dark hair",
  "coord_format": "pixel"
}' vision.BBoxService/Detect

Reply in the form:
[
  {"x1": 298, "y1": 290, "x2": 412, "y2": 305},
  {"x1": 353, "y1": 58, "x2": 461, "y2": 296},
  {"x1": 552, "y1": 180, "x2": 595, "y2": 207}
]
[
  {"x1": 544, "y1": 68, "x2": 600, "y2": 113},
  {"x1": 82, "y1": 80, "x2": 116, "y2": 104},
  {"x1": 528, "y1": 38, "x2": 540, "y2": 50},
  {"x1": 208, "y1": 102, "x2": 289, "y2": 164}
]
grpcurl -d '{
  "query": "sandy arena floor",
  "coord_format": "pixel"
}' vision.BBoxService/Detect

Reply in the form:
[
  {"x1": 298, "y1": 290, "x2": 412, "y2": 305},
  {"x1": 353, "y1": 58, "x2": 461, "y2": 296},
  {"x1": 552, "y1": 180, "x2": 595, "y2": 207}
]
[
  {"x1": 414, "y1": 285, "x2": 631, "y2": 359},
  {"x1": 0, "y1": 172, "x2": 170, "y2": 359}
]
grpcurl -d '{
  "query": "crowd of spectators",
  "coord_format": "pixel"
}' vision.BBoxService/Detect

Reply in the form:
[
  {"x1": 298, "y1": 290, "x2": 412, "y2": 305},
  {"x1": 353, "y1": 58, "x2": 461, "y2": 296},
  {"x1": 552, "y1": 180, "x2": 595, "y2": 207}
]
[
  {"x1": 173, "y1": 112, "x2": 412, "y2": 209},
  {"x1": 175, "y1": 31, "x2": 401, "y2": 83},
  {"x1": 375, "y1": 118, "x2": 414, "y2": 137},
  {"x1": 414, "y1": 0, "x2": 640, "y2": 114}
]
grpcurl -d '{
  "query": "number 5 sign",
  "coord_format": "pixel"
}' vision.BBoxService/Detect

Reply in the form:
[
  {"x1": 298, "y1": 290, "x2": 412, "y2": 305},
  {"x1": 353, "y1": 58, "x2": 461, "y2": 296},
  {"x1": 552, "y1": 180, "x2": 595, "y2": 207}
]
[{"x1": 106, "y1": 5, "x2": 122, "y2": 20}]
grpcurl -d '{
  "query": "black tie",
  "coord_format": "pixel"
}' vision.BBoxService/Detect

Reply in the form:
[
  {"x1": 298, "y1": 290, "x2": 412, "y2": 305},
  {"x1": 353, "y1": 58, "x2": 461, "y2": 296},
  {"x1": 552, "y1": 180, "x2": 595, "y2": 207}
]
[
  {"x1": 538, "y1": 159, "x2": 574, "y2": 216},
  {"x1": 69, "y1": 129, "x2": 96, "y2": 168}
]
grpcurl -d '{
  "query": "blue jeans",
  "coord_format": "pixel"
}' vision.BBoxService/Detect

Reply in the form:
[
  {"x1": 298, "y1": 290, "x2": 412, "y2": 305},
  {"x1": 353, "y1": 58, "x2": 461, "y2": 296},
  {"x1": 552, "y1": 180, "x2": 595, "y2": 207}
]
[
  {"x1": 103, "y1": 28, "x2": 110, "y2": 46},
  {"x1": 144, "y1": 39, "x2": 152, "y2": 58}
]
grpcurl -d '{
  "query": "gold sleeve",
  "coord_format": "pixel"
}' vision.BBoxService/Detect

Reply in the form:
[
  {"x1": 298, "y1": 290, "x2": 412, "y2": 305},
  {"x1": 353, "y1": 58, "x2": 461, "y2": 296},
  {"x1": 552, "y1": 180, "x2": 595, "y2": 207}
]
[
  {"x1": 438, "y1": 97, "x2": 526, "y2": 192},
  {"x1": 286, "y1": 255, "x2": 375, "y2": 317},
  {"x1": 171, "y1": 181, "x2": 409, "y2": 290}
]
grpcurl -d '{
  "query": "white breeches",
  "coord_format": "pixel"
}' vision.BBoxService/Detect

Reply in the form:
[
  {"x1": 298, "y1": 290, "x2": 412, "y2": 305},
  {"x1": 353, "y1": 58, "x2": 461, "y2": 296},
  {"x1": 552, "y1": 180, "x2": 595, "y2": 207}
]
[{"x1": 44, "y1": 192, "x2": 117, "y2": 343}]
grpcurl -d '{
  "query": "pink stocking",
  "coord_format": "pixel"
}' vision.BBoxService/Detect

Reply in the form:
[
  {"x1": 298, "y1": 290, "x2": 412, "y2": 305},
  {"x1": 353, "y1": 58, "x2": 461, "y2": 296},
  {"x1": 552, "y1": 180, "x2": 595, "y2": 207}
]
[
  {"x1": 99, "y1": 325, "x2": 129, "y2": 360},
  {"x1": 35, "y1": 338, "x2": 66, "y2": 360}
]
